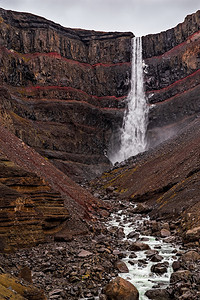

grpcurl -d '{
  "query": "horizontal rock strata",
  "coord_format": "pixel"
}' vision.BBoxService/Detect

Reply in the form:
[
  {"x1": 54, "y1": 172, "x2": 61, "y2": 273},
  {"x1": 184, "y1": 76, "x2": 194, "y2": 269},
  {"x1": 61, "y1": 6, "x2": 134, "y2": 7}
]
[
  {"x1": 142, "y1": 10, "x2": 200, "y2": 146},
  {"x1": 0, "y1": 8, "x2": 133, "y2": 180}
]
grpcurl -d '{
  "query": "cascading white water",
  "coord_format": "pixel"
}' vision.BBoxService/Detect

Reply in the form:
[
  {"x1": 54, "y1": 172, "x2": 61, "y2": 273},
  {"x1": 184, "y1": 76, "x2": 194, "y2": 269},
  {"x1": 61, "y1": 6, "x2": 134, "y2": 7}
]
[{"x1": 109, "y1": 37, "x2": 148, "y2": 164}]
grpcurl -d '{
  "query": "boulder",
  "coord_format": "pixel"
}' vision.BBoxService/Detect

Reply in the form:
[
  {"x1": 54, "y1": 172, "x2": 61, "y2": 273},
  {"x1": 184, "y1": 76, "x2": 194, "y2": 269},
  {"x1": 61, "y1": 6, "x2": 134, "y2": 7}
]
[
  {"x1": 170, "y1": 270, "x2": 192, "y2": 283},
  {"x1": 151, "y1": 262, "x2": 169, "y2": 274},
  {"x1": 160, "y1": 229, "x2": 171, "y2": 238},
  {"x1": 115, "y1": 261, "x2": 129, "y2": 273},
  {"x1": 181, "y1": 250, "x2": 200, "y2": 262},
  {"x1": 129, "y1": 242, "x2": 150, "y2": 251},
  {"x1": 145, "y1": 289, "x2": 170, "y2": 300},
  {"x1": 185, "y1": 226, "x2": 200, "y2": 242},
  {"x1": 172, "y1": 261, "x2": 181, "y2": 271},
  {"x1": 104, "y1": 276, "x2": 139, "y2": 300}
]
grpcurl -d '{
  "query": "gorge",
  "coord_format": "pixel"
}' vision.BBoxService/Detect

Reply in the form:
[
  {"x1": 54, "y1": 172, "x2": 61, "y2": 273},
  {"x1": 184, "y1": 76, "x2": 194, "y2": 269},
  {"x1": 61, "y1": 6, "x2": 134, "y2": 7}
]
[{"x1": 0, "y1": 7, "x2": 200, "y2": 300}]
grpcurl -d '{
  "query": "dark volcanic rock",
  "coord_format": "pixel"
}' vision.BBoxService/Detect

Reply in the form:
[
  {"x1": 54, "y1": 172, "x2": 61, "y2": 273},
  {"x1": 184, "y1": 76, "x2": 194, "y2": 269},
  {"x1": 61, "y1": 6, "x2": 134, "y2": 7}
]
[
  {"x1": 143, "y1": 10, "x2": 200, "y2": 147},
  {"x1": 129, "y1": 242, "x2": 150, "y2": 251},
  {"x1": 0, "y1": 8, "x2": 134, "y2": 181},
  {"x1": 145, "y1": 289, "x2": 170, "y2": 300}
]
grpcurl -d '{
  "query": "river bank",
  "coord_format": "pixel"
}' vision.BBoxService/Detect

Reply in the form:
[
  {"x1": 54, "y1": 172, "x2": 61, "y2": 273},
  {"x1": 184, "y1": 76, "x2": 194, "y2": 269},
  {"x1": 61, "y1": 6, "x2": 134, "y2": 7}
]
[{"x1": 0, "y1": 192, "x2": 199, "y2": 299}]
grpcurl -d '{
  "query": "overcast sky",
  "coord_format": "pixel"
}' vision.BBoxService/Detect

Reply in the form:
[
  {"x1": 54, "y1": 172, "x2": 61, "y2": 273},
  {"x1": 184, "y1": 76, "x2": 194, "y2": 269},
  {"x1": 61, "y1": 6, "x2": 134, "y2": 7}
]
[{"x1": 0, "y1": 0, "x2": 199, "y2": 36}]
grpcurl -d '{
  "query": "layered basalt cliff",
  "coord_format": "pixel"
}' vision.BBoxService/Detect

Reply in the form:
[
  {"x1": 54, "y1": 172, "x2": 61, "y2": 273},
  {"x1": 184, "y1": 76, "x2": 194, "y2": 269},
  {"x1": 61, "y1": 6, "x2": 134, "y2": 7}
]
[
  {"x1": 143, "y1": 10, "x2": 200, "y2": 146},
  {"x1": 0, "y1": 8, "x2": 133, "y2": 180},
  {"x1": 0, "y1": 123, "x2": 108, "y2": 252}
]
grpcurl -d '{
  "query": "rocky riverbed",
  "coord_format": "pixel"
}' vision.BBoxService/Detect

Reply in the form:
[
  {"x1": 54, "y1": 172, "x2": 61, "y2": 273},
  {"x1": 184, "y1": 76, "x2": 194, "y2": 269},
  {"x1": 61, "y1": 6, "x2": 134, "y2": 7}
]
[{"x1": 0, "y1": 192, "x2": 200, "y2": 299}]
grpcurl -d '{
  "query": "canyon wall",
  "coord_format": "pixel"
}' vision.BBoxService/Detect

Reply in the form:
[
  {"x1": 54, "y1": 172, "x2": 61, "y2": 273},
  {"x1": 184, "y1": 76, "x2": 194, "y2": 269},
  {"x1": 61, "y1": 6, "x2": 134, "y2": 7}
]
[
  {"x1": 0, "y1": 8, "x2": 133, "y2": 180},
  {"x1": 143, "y1": 10, "x2": 200, "y2": 146}
]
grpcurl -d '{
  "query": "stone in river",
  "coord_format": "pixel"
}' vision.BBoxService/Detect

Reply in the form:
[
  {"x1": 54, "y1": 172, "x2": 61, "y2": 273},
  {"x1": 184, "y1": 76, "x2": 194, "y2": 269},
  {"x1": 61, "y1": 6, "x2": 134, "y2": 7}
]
[
  {"x1": 104, "y1": 276, "x2": 139, "y2": 300},
  {"x1": 145, "y1": 288, "x2": 171, "y2": 299},
  {"x1": 127, "y1": 231, "x2": 139, "y2": 240},
  {"x1": 129, "y1": 242, "x2": 150, "y2": 251},
  {"x1": 151, "y1": 262, "x2": 169, "y2": 274},
  {"x1": 150, "y1": 254, "x2": 163, "y2": 262}
]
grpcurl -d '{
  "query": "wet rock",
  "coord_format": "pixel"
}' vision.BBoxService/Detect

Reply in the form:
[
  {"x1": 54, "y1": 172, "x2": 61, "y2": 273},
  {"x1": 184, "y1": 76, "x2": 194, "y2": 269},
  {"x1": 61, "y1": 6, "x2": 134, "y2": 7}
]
[
  {"x1": 145, "y1": 288, "x2": 171, "y2": 300},
  {"x1": 129, "y1": 253, "x2": 137, "y2": 259},
  {"x1": 129, "y1": 242, "x2": 150, "y2": 251},
  {"x1": 151, "y1": 262, "x2": 169, "y2": 274},
  {"x1": 170, "y1": 270, "x2": 192, "y2": 283},
  {"x1": 115, "y1": 261, "x2": 129, "y2": 273},
  {"x1": 104, "y1": 276, "x2": 139, "y2": 300},
  {"x1": 150, "y1": 254, "x2": 163, "y2": 262},
  {"x1": 172, "y1": 261, "x2": 181, "y2": 271},
  {"x1": 145, "y1": 249, "x2": 158, "y2": 258},
  {"x1": 127, "y1": 231, "x2": 139, "y2": 240}
]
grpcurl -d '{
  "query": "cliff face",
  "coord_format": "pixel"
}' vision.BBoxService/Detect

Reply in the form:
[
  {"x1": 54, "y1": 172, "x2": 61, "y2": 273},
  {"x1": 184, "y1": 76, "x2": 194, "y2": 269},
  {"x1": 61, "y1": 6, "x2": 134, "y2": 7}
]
[
  {"x1": 143, "y1": 10, "x2": 200, "y2": 146},
  {"x1": 0, "y1": 8, "x2": 133, "y2": 181},
  {"x1": 0, "y1": 123, "x2": 108, "y2": 252}
]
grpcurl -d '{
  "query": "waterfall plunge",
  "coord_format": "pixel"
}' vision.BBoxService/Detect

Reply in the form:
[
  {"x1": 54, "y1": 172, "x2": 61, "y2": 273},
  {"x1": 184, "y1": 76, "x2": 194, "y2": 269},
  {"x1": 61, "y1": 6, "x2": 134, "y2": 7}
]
[{"x1": 109, "y1": 37, "x2": 148, "y2": 165}]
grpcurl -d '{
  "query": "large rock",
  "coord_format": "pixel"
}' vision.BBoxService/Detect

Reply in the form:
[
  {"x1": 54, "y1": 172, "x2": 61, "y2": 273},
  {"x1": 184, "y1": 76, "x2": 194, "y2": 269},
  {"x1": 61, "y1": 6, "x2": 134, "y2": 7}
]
[
  {"x1": 129, "y1": 242, "x2": 150, "y2": 251},
  {"x1": 145, "y1": 289, "x2": 170, "y2": 300},
  {"x1": 104, "y1": 276, "x2": 139, "y2": 300},
  {"x1": 181, "y1": 250, "x2": 200, "y2": 262},
  {"x1": 170, "y1": 270, "x2": 192, "y2": 283},
  {"x1": 185, "y1": 226, "x2": 200, "y2": 242}
]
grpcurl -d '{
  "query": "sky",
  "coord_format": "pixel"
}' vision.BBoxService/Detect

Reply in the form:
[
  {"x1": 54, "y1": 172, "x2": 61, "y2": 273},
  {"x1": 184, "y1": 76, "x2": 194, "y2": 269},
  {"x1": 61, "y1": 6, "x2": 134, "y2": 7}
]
[{"x1": 0, "y1": 0, "x2": 199, "y2": 36}]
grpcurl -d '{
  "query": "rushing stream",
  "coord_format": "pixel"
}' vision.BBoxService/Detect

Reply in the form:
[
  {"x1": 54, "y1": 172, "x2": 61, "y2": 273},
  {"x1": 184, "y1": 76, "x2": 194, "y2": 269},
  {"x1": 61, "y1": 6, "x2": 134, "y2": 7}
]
[{"x1": 108, "y1": 206, "x2": 178, "y2": 300}]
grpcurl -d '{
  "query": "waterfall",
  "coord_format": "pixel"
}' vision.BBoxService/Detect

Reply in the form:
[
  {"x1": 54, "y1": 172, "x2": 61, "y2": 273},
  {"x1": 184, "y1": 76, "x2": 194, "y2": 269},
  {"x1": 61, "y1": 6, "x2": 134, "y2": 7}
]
[{"x1": 109, "y1": 37, "x2": 148, "y2": 165}]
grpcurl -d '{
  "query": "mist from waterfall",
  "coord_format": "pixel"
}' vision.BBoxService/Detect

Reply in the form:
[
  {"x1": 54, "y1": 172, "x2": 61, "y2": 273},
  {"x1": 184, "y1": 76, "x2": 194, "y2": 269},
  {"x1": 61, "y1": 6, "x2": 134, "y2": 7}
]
[{"x1": 109, "y1": 37, "x2": 148, "y2": 165}]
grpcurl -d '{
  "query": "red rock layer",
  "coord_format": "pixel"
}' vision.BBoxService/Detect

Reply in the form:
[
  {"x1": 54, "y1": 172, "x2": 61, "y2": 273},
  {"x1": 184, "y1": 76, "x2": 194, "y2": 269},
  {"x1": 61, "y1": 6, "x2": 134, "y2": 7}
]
[
  {"x1": 142, "y1": 10, "x2": 200, "y2": 146},
  {"x1": 0, "y1": 8, "x2": 133, "y2": 180}
]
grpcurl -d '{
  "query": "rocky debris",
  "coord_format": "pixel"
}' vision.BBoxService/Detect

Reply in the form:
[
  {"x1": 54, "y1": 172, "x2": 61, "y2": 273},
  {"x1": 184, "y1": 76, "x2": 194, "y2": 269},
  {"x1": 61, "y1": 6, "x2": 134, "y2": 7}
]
[{"x1": 103, "y1": 276, "x2": 139, "y2": 300}]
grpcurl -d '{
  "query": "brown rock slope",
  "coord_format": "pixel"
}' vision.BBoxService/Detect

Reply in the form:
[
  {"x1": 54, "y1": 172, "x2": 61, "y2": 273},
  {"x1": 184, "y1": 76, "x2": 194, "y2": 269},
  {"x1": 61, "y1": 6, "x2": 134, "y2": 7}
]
[
  {"x1": 93, "y1": 117, "x2": 200, "y2": 238},
  {"x1": 0, "y1": 7, "x2": 133, "y2": 181},
  {"x1": 0, "y1": 123, "x2": 107, "y2": 252},
  {"x1": 143, "y1": 10, "x2": 200, "y2": 147}
]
